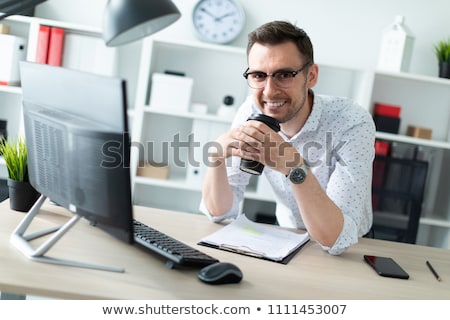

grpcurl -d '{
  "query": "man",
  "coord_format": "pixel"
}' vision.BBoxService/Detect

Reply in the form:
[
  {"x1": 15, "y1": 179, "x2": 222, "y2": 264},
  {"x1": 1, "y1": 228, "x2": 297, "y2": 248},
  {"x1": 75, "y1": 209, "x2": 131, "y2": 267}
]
[{"x1": 200, "y1": 21, "x2": 375, "y2": 255}]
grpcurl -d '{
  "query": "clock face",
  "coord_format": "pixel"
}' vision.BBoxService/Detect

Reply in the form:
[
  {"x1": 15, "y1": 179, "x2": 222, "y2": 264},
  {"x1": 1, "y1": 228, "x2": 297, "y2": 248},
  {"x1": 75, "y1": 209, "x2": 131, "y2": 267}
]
[{"x1": 192, "y1": 0, "x2": 245, "y2": 44}]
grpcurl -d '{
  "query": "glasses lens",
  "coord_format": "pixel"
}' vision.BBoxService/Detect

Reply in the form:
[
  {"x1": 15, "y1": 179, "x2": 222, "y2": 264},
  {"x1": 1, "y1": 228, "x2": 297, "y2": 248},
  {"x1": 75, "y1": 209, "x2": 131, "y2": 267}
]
[
  {"x1": 247, "y1": 72, "x2": 266, "y2": 89},
  {"x1": 273, "y1": 72, "x2": 295, "y2": 87}
]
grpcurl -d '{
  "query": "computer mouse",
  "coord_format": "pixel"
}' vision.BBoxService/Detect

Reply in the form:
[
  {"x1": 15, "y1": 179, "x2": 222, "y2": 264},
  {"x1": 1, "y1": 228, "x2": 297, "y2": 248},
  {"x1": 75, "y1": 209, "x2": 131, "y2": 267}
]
[{"x1": 198, "y1": 262, "x2": 243, "y2": 285}]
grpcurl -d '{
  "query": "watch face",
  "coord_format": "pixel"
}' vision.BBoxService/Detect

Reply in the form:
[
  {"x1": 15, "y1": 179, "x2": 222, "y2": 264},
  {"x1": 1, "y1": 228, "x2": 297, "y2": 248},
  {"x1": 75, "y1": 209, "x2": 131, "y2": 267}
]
[
  {"x1": 192, "y1": 0, "x2": 245, "y2": 44},
  {"x1": 290, "y1": 167, "x2": 307, "y2": 184}
]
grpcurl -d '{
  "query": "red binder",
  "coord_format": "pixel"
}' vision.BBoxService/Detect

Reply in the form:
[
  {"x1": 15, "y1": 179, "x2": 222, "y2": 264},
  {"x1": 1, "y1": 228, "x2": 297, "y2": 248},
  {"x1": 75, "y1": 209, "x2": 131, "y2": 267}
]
[
  {"x1": 35, "y1": 25, "x2": 50, "y2": 64},
  {"x1": 47, "y1": 27, "x2": 65, "y2": 66}
]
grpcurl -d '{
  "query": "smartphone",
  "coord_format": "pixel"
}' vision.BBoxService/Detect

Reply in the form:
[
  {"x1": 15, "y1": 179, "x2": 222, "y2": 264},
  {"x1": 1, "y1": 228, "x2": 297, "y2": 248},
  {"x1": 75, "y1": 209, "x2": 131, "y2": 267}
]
[{"x1": 364, "y1": 255, "x2": 409, "y2": 279}]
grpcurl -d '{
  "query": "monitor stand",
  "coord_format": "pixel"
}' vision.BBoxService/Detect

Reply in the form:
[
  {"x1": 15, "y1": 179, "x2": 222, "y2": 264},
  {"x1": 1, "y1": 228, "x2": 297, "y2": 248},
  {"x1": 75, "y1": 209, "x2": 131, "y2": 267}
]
[{"x1": 10, "y1": 194, "x2": 124, "y2": 273}]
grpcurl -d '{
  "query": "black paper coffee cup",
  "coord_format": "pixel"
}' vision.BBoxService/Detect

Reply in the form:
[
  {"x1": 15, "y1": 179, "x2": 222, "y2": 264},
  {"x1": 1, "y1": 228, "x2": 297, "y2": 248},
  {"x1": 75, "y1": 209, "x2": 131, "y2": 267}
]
[{"x1": 240, "y1": 114, "x2": 280, "y2": 175}]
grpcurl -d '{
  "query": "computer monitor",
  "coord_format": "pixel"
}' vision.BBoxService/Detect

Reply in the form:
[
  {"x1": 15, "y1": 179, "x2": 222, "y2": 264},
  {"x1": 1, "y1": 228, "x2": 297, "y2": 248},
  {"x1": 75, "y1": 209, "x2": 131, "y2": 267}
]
[{"x1": 11, "y1": 61, "x2": 133, "y2": 272}]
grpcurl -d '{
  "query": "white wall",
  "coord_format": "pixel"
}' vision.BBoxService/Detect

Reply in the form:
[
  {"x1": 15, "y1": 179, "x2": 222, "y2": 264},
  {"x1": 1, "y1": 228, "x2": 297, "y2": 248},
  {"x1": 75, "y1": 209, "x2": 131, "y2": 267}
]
[{"x1": 35, "y1": 0, "x2": 450, "y2": 77}]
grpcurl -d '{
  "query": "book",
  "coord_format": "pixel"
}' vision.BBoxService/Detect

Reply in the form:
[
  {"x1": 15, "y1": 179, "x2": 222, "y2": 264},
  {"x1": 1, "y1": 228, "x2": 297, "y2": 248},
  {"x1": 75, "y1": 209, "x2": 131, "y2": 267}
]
[
  {"x1": 35, "y1": 25, "x2": 50, "y2": 64},
  {"x1": 198, "y1": 214, "x2": 309, "y2": 264},
  {"x1": 47, "y1": 27, "x2": 65, "y2": 66}
]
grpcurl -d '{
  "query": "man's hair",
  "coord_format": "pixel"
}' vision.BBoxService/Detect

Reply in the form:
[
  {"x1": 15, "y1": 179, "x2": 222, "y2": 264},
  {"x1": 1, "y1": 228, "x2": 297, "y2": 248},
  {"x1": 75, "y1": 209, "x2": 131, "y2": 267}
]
[{"x1": 247, "y1": 21, "x2": 314, "y2": 64}]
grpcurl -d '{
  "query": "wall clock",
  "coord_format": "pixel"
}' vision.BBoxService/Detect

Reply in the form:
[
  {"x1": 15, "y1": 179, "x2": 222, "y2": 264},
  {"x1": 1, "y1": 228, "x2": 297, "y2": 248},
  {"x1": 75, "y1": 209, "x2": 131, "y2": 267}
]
[{"x1": 192, "y1": 0, "x2": 246, "y2": 44}]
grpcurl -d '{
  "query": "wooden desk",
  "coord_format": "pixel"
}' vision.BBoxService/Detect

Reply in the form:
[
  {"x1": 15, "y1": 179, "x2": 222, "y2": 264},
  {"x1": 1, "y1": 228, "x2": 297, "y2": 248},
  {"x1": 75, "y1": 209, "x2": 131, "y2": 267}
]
[{"x1": 0, "y1": 200, "x2": 449, "y2": 299}]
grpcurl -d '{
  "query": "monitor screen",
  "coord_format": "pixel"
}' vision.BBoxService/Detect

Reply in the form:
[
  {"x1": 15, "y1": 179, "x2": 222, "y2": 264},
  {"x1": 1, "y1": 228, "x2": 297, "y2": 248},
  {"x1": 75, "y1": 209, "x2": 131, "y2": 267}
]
[{"x1": 19, "y1": 61, "x2": 134, "y2": 244}]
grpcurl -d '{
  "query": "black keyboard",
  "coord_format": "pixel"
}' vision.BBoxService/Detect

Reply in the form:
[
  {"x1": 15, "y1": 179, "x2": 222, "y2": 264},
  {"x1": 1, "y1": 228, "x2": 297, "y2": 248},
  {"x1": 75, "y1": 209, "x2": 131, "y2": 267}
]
[{"x1": 133, "y1": 220, "x2": 219, "y2": 268}]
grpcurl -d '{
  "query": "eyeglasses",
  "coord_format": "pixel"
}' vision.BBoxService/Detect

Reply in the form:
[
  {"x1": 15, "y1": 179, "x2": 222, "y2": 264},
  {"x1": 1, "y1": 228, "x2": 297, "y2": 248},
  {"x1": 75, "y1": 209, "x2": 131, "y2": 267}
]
[{"x1": 243, "y1": 62, "x2": 311, "y2": 89}]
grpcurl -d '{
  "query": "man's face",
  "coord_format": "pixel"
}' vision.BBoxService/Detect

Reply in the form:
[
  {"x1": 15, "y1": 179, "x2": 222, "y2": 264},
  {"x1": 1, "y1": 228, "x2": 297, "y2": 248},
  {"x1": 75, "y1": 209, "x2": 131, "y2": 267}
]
[{"x1": 247, "y1": 41, "x2": 316, "y2": 124}]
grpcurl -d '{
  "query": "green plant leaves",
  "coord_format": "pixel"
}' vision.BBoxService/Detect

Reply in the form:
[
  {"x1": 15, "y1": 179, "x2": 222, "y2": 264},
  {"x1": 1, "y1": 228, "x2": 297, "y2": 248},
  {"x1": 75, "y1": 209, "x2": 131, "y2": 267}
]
[
  {"x1": 434, "y1": 38, "x2": 450, "y2": 63},
  {"x1": 0, "y1": 137, "x2": 28, "y2": 182}
]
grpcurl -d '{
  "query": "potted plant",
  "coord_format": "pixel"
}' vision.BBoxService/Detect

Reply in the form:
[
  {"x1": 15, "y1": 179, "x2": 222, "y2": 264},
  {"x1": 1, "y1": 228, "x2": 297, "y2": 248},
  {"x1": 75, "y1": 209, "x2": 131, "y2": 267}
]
[
  {"x1": 0, "y1": 137, "x2": 40, "y2": 212},
  {"x1": 434, "y1": 38, "x2": 450, "y2": 78}
]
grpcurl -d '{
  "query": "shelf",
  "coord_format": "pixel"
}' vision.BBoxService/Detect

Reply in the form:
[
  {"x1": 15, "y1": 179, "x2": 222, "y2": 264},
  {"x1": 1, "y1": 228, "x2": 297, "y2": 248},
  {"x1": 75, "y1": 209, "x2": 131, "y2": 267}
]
[
  {"x1": 0, "y1": 85, "x2": 22, "y2": 95},
  {"x1": 375, "y1": 70, "x2": 450, "y2": 86},
  {"x1": 375, "y1": 131, "x2": 450, "y2": 150},
  {"x1": 134, "y1": 175, "x2": 196, "y2": 191},
  {"x1": 152, "y1": 36, "x2": 246, "y2": 55},
  {"x1": 134, "y1": 175, "x2": 276, "y2": 203},
  {"x1": 4, "y1": 15, "x2": 33, "y2": 23},
  {"x1": 144, "y1": 107, "x2": 233, "y2": 124},
  {"x1": 7, "y1": 15, "x2": 102, "y2": 36},
  {"x1": 420, "y1": 216, "x2": 450, "y2": 228}
]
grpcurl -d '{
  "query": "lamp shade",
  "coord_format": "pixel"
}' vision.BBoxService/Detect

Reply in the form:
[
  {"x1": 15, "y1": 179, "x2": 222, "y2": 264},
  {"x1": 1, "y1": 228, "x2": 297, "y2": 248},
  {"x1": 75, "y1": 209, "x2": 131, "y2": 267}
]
[
  {"x1": 0, "y1": 0, "x2": 47, "y2": 20},
  {"x1": 103, "y1": 0, "x2": 181, "y2": 47}
]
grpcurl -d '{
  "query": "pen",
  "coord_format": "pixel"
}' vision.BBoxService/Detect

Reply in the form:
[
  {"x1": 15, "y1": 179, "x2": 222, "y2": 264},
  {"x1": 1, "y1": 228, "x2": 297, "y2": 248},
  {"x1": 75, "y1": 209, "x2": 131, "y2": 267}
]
[{"x1": 426, "y1": 260, "x2": 442, "y2": 282}]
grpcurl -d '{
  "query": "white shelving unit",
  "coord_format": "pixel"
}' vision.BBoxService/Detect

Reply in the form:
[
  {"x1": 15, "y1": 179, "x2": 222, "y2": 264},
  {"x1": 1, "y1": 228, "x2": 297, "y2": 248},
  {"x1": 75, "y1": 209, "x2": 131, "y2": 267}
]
[{"x1": 130, "y1": 37, "x2": 247, "y2": 214}]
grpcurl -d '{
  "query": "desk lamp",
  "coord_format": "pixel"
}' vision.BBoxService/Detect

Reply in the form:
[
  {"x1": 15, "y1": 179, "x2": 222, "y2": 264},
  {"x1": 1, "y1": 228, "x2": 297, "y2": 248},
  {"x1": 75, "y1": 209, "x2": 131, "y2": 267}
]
[{"x1": 0, "y1": 0, "x2": 181, "y2": 46}]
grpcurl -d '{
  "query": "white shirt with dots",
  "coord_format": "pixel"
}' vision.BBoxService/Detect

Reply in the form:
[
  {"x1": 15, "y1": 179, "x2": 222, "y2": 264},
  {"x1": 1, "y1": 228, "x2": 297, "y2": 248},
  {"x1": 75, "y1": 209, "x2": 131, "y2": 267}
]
[{"x1": 200, "y1": 93, "x2": 375, "y2": 255}]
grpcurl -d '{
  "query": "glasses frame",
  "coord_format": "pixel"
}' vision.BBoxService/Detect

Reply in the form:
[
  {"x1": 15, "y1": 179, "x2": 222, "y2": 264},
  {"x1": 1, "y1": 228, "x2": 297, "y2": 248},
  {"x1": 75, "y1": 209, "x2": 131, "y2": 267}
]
[{"x1": 243, "y1": 62, "x2": 311, "y2": 89}]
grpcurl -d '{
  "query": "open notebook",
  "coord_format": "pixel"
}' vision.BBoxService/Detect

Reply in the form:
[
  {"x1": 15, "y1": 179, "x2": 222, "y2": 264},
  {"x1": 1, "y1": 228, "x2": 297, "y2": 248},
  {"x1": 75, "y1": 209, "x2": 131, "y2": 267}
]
[{"x1": 198, "y1": 214, "x2": 309, "y2": 264}]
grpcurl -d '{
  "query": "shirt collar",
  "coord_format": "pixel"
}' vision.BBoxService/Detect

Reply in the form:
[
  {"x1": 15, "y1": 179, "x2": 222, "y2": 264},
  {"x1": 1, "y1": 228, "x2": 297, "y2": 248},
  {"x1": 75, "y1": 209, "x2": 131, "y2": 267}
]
[{"x1": 287, "y1": 90, "x2": 323, "y2": 140}]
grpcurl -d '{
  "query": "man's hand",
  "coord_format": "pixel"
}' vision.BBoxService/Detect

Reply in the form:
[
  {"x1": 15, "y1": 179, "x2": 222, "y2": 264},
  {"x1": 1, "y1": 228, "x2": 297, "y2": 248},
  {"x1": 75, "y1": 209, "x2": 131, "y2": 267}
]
[{"x1": 236, "y1": 120, "x2": 302, "y2": 175}]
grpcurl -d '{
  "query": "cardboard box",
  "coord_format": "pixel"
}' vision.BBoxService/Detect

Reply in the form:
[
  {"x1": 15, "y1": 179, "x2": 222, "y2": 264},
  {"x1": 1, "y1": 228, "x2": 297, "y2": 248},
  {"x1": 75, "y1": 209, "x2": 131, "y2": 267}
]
[
  {"x1": 0, "y1": 24, "x2": 10, "y2": 34},
  {"x1": 136, "y1": 162, "x2": 169, "y2": 180},
  {"x1": 406, "y1": 125, "x2": 432, "y2": 139}
]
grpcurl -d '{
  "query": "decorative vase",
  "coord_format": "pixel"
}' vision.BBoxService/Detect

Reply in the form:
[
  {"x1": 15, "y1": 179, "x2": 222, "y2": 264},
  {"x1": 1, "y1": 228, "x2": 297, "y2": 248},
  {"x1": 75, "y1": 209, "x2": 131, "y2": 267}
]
[
  {"x1": 7, "y1": 179, "x2": 40, "y2": 212},
  {"x1": 439, "y1": 62, "x2": 450, "y2": 79}
]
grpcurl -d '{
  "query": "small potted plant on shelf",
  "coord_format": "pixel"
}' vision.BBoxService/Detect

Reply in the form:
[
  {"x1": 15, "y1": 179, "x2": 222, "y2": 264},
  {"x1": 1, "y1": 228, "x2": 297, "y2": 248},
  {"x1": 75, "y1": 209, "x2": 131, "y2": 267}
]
[
  {"x1": 434, "y1": 38, "x2": 450, "y2": 79},
  {"x1": 0, "y1": 137, "x2": 40, "y2": 212}
]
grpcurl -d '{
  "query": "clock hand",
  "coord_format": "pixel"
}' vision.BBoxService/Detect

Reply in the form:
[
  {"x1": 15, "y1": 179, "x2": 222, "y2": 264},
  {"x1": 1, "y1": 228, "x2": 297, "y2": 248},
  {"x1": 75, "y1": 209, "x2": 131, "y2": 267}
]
[
  {"x1": 216, "y1": 12, "x2": 236, "y2": 22},
  {"x1": 200, "y1": 8, "x2": 218, "y2": 19}
]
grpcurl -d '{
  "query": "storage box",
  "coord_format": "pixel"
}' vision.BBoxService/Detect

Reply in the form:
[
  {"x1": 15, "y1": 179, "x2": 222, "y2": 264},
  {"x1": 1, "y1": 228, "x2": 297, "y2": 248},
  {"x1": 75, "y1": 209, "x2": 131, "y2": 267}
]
[
  {"x1": 406, "y1": 125, "x2": 432, "y2": 139},
  {"x1": 374, "y1": 103, "x2": 401, "y2": 118},
  {"x1": 375, "y1": 140, "x2": 390, "y2": 156},
  {"x1": 149, "y1": 73, "x2": 193, "y2": 112},
  {"x1": 0, "y1": 34, "x2": 26, "y2": 85},
  {"x1": 373, "y1": 115, "x2": 400, "y2": 134},
  {"x1": 0, "y1": 24, "x2": 10, "y2": 34},
  {"x1": 136, "y1": 162, "x2": 169, "y2": 180}
]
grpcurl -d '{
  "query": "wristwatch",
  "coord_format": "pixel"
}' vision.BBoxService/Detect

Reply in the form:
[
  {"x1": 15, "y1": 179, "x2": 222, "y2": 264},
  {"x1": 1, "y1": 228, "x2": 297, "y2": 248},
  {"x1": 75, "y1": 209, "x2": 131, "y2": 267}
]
[{"x1": 287, "y1": 164, "x2": 308, "y2": 184}]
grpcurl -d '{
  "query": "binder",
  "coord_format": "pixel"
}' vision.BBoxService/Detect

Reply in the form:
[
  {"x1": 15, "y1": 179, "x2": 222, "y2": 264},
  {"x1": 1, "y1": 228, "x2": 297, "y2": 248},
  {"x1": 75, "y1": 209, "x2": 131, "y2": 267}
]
[
  {"x1": 47, "y1": 27, "x2": 65, "y2": 66},
  {"x1": 198, "y1": 214, "x2": 309, "y2": 264},
  {"x1": 35, "y1": 25, "x2": 50, "y2": 64},
  {"x1": 62, "y1": 33, "x2": 118, "y2": 76}
]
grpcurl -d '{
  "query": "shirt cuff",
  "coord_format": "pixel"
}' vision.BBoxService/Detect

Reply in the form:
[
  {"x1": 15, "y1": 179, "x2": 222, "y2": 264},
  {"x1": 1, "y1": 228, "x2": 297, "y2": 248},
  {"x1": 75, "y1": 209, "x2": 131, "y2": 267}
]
[
  {"x1": 318, "y1": 214, "x2": 359, "y2": 255},
  {"x1": 199, "y1": 198, "x2": 239, "y2": 223}
]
